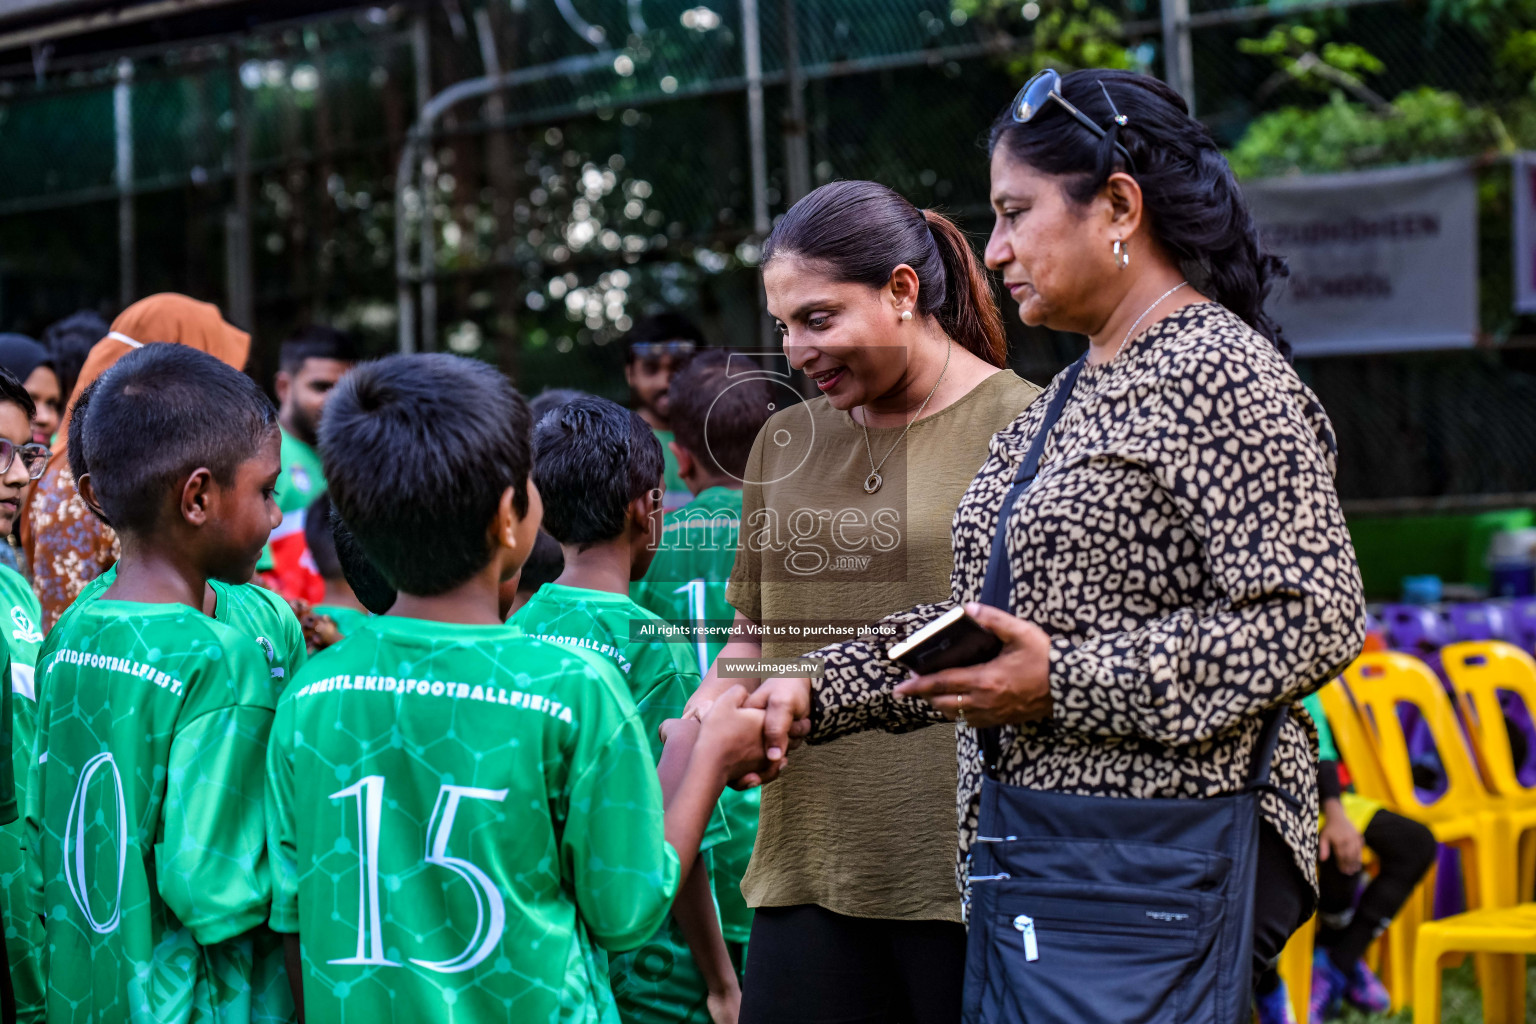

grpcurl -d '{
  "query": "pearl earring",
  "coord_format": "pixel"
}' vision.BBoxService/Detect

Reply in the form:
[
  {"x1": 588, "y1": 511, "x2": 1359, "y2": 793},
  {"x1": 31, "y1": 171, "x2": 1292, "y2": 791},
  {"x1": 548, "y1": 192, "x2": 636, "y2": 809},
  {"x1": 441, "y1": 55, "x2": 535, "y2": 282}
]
[{"x1": 900, "y1": 310, "x2": 913, "y2": 321}]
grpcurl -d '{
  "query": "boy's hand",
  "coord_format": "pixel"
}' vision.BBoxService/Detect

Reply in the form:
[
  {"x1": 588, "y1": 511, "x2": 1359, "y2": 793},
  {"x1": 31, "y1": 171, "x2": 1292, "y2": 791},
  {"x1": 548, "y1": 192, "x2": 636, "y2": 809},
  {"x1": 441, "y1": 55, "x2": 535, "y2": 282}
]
[
  {"x1": 737, "y1": 677, "x2": 813, "y2": 787},
  {"x1": 1320, "y1": 798, "x2": 1365, "y2": 875},
  {"x1": 696, "y1": 687, "x2": 771, "y2": 785},
  {"x1": 707, "y1": 980, "x2": 742, "y2": 1024}
]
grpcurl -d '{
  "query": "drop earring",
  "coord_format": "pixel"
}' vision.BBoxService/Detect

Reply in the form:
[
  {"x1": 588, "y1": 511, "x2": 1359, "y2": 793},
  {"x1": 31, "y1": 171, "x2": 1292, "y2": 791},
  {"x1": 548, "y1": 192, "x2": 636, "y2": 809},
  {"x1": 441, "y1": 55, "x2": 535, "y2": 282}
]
[
  {"x1": 900, "y1": 310, "x2": 913, "y2": 321},
  {"x1": 1112, "y1": 239, "x2": 1130, "y2": 270}
]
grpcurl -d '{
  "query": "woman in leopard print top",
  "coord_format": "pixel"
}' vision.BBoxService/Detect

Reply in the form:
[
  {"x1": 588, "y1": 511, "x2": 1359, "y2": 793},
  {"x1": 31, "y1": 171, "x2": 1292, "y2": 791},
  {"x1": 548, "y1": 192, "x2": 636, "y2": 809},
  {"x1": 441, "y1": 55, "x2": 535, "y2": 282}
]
[{"x1": 744, "y1": 70, "x2": 1365, "y2": 992}]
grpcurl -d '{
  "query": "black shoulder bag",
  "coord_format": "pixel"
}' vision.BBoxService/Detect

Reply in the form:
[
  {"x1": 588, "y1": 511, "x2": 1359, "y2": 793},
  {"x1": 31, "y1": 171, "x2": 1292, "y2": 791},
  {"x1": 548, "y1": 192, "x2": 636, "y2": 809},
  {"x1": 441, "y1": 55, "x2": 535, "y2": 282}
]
[{"x1": 962, "y1": 354, "x2": 1290, "y2": 1024}]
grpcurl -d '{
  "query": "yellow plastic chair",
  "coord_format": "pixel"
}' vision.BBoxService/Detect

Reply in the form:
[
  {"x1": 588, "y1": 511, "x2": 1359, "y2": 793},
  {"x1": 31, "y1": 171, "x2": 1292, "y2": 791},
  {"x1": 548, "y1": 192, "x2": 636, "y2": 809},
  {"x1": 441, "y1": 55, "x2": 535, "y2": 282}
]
[
  {"x1": 1276, "y1": 914, "x2": 1315, "y2": 1023},
  {"x1": 1341, "y1": 652, "x2": 1515, "y2": 911},
  {"x1": 1412, "y1": 902, "x2": 1536, "y2": 1024},
  {"x1": 1315, "y1": 678, "x2": 1433, "y2": 1011},
  {"x1": 1441, "y1": 640, "x2": 1536, "y2": 898}
]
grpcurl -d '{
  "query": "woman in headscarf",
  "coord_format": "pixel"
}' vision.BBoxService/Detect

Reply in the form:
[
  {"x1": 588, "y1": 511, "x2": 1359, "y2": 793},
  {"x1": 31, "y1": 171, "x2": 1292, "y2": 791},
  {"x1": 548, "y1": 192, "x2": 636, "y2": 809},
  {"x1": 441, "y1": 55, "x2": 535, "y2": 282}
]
[
  {"x1": 26, "y1": 294, "x2": 249, "y2": 629},
  {"x1": 0, "y1": 334, "x2": 63, "y2": 445}
]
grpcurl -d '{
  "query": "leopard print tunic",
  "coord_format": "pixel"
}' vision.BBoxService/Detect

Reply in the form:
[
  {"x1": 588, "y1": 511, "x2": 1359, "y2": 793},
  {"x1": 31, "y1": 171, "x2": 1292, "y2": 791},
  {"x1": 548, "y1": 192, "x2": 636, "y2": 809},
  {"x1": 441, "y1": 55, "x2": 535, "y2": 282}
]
[{"x1": 805, "y1": 302, "x2": 1366, "y2": 907}]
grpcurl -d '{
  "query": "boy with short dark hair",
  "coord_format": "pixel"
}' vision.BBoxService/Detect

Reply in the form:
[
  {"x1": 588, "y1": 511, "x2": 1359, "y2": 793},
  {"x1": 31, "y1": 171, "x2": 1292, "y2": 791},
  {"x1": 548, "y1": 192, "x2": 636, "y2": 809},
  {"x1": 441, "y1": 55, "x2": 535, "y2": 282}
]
[
  {"x1": 513, "y1": 394, "x2": 740, "y2": 1024},
  {"x1": 0, "y1": 367, "x2": 54, "y2": 1023},
  {"x1": 52, "y1": 379, "x2": 307, "y2": 689},
  {"x1": 27, "y1": 343, "x2": 288, "y2": 1023},
  {"x1": 268, "y1": 354, "x2": 764, "y2": 1022},
  {"x1": 632, "y1": 350, "x2": 777, "y2": 970}
]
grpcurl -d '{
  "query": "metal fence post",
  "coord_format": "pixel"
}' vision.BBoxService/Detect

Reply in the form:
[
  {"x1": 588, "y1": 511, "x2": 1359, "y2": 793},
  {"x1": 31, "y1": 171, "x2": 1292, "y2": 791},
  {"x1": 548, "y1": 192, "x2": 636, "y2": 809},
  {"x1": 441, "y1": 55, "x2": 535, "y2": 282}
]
[
  {"x1": 114, "y1": 57, "x2": 135, "y2": 308},
  {"x1": 741, "y1": 0, "x2": 769, "y2": 237},
  {"x1": 782, "y1": 0, "x2": 811, "y2": 205},
  {"x1": 1161, "y1": 0, "x2": 1194, "y2": 116},
  {"x1": 225, "y1": 53, "x2": 254, "y2": 332},
  {"x1": 413, "y1": 12, "x2": 437, "y2": 353}
]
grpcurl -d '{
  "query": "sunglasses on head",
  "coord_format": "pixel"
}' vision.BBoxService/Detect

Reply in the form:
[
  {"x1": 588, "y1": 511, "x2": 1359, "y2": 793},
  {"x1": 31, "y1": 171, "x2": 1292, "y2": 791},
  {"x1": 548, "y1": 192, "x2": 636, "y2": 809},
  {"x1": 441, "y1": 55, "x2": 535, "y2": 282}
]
[
  {"x1": 630, "y1": 340, "x2": 698, "y2": 360},
  {"x1": 1009, "y1": 68, "x2": 1136, "y2": 173},
  {"x1": 0, "y1": 440, "x2": 49, "y2": 481}
]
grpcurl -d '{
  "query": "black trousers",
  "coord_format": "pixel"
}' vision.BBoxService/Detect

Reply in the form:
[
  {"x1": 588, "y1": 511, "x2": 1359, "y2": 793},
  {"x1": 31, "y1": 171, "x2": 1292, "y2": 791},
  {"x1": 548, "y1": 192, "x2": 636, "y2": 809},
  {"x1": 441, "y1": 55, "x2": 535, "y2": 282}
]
[
  {"x1": 1316, "y1": 808, "x2": 1438, "y2": 966},
  {"x1": 1252, "y1": 820, "x2": 1324, "y2": 995},
  {"x1": 740, "y1": 904, "x2": 968, "y2": 1024},
  {"x1": 741, "y1": 825, "x2": 1312, "y2": 1022}
]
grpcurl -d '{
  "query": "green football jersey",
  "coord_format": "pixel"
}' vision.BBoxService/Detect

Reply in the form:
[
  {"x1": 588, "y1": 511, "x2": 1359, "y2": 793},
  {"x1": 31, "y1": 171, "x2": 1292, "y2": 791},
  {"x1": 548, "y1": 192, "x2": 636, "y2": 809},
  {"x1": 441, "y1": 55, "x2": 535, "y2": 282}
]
[
  {"x1": 274, "y1": 427, "x2": 325, "y2": 515},
  {"x1": 630, "y1": 488, "x2": 758, "y2": 946},
  {"x1": 0, "y1": 565, "x2": 46, "y2": 1020},
  {"x1": 49, "y1": 564, "x2": 307, "y2": 694},
  {"x1": 512, "y1": 583, "x2": 730, "y2": 1023},
  {"x1": 27, "y1": 601, "x2": 281, "y2": 1024},
  {"x1": 265, "y1": 615, "x2": 680, "y2": 1023}
]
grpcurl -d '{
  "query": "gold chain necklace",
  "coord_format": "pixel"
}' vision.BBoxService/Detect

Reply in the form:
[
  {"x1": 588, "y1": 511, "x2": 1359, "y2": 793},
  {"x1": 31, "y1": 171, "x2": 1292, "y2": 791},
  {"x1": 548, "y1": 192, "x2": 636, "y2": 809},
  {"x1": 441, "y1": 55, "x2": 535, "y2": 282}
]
[{"x1": 859, "y1": 339, "x2": 952, "y2": 494}]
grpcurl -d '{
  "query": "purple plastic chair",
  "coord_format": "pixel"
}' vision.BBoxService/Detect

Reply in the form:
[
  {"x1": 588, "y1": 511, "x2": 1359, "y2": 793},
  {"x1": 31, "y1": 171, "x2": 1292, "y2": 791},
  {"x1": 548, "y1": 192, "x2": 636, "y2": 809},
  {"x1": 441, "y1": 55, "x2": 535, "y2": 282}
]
[
  {"x1": 1381, "y1": 604, "x2": 1452, "y2": 653},
  {"x1": 1509, "y1": 597, "x2": 1536, "y2": 652},
  {"x1": 1444, "y1": 602, "x2": 1513, "y2": 643}
]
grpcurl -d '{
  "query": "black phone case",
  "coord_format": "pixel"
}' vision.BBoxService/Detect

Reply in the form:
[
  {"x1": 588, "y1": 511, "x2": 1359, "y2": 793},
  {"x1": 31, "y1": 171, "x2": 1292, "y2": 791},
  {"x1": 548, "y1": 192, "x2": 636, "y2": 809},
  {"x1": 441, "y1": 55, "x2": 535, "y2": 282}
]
[{"x1": 892, "y1": 616, "x2": 1003, "y2": 675}]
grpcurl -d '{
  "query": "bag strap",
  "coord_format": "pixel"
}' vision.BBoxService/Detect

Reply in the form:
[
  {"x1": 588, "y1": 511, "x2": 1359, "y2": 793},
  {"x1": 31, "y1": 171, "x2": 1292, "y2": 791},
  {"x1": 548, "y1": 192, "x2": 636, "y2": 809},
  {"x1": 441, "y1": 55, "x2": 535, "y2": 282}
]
[
  {"x1": 978, "y1": 355, "x2": 1087, "y2": 778},
  {"x1": 1246, "y1": 704, "x2": 1292, "y2": 793}
]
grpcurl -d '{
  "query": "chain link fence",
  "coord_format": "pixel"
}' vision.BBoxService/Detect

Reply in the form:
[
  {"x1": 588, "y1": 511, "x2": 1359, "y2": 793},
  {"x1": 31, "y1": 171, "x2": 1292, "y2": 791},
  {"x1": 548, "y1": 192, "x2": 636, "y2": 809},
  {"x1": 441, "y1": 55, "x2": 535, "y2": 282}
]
[{"x1": 0, "y1": 0, "x2": 1533, "y2": 510}]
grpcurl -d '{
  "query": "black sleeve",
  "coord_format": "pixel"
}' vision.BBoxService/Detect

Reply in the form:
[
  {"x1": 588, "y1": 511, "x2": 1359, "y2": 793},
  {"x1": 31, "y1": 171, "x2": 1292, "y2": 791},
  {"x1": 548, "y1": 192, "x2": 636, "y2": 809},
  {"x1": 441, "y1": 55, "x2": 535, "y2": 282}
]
[{"x1": 1317, "y1": 758, "x2": 1342, "y2": 802}]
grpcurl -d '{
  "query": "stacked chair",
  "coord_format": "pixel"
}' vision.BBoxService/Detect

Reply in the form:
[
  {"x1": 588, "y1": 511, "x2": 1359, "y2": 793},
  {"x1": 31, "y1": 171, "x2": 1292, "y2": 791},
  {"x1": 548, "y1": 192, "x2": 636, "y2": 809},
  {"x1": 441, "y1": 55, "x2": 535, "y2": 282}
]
[{"x1": 1301, "y1": 601, "x2": 1536, "y2": 1024}]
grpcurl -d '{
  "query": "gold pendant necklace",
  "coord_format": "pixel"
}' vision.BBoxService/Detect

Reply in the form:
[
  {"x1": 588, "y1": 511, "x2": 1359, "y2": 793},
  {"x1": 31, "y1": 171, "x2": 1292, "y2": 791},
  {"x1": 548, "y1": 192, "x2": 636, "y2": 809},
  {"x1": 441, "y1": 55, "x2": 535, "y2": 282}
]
[{"x1": 859, "y1": 339, "x2": 951, "y2": 494}]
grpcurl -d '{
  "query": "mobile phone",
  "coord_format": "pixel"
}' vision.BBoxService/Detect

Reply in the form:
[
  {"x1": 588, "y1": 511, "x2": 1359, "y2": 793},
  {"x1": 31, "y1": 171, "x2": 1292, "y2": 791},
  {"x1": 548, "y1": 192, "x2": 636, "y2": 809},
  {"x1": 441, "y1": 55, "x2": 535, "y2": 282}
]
[{"x1": 887, "y1": 605, "x2": 1003, "y2": 675}]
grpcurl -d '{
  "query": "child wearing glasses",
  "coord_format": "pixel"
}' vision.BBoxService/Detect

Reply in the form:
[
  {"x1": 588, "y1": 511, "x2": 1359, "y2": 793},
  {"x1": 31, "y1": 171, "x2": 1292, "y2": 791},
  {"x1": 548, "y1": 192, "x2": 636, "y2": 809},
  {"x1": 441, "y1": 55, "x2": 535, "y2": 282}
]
[{"x1": 0, "y1": 365, "x2": 52, "y2": 1022}]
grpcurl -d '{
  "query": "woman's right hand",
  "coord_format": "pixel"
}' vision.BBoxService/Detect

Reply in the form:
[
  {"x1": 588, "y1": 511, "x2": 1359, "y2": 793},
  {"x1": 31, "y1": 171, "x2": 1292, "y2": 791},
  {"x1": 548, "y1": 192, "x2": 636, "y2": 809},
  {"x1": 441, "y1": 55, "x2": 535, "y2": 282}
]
[{"x1": 739, "y1": 677, "x2": 813, "y2": 787}]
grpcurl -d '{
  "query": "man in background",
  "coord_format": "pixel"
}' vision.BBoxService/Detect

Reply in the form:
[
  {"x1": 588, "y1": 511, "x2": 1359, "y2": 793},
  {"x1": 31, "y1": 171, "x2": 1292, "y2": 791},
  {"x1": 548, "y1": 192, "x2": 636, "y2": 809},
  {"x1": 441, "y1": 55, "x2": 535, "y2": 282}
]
[
  {"x1": 625, "y1": 313, "x2": 703, "y2": 511},
  {"x1": 260, "y1": 325, "x2": 357, "y2": 602}
]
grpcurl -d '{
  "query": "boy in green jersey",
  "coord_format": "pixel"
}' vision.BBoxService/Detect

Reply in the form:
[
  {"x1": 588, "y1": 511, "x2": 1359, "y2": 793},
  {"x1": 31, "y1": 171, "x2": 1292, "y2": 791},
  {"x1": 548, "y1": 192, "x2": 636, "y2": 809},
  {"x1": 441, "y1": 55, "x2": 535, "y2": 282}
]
[
  {"x1": 49, "y1": 378, "x2": 307, "y2": 690},
  {"x1": 26, "y1": 344, "x2": 288, "y2": 1024},
  {"x1": 0, "y1": 367, "x2": 56, "y2": 1022},
  {"x1": 513, "y1": 395, "x2": 740, "y2": 1024},
  {"x1": 631, "y1": 351, "x2": 776, "y2": 971},
  {"x1": 268, "y1": 353, "x2": 768, "y2": 1024}
]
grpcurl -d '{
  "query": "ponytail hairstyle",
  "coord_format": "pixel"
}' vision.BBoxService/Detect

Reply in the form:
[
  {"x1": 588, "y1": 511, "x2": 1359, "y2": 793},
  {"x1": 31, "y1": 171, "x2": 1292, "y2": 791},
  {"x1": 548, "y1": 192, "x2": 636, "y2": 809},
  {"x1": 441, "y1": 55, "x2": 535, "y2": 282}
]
[
  {"x1": 762, "y1": 180, "x2": 1008, "y2": 367},
  {"x1": 989, "y1": 69, "x2": 1290, "y2": 358}
]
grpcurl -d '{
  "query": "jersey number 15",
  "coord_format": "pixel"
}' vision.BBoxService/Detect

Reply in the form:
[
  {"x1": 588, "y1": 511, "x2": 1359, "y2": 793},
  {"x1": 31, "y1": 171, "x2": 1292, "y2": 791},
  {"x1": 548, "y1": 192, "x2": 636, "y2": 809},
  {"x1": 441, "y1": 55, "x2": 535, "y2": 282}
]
[{"x1": 330, "y1": 775, "x2": 508, "y2": 974}]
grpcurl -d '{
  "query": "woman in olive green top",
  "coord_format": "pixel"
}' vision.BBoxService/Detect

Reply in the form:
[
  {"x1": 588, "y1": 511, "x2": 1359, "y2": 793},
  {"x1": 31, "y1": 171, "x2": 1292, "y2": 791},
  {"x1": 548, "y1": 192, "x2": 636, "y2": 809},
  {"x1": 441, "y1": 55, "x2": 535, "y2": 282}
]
[{"x1": 688, "y1": 180, "x2": 1039, "y2": 1023}]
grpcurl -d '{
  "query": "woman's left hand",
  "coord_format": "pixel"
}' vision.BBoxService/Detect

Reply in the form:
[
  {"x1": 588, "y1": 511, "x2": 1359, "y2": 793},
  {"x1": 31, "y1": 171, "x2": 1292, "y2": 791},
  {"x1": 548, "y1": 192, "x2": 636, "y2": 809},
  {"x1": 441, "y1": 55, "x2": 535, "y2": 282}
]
[{"x1": 893, "y1": 602, "x2": 1054, "y2": 729}]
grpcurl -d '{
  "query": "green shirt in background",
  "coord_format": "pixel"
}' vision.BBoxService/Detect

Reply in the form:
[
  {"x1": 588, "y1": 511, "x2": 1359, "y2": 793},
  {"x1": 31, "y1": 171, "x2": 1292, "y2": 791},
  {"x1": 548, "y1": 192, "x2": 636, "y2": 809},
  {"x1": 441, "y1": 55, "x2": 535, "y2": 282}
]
[
  {"x1": 1302, "y1": 691, "x2": 1339, "y2": 763},
  {"x1": 314, "y1": 603, "x2": 370, "y2": 638},
  {"x1": 654, "y1": 430, "x2": 692, "y2": 512},
  {"x1": 512, "y1": 582, "x2": 729, "y2": 1024},
  {"x1": 0, "y1": 565, "x2": 46, "y2": 1021},
  {"x1": 265, "y1": 616, "x2": 678, "y2": 1023},
  {"x1": 51, "y1": 563, "x2": 308, "y2": 692},
  {"x1": 273, "y1": 427, "x2": 325, "y2": 515},
  {"x1": 27, "y1": 601, "x2": 281, "y2": 1024},
  {"x1": 631, "y1": 486, "x2": 759, "y2": 947}
]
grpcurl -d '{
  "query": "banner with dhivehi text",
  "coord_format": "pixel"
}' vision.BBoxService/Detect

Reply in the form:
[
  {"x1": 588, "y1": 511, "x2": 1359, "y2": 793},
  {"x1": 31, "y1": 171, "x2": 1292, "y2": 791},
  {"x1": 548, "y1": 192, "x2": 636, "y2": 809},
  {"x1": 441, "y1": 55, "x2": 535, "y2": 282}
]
[{"x1": 1243, "y1": 160, "x2": 1478, "y2": 356}]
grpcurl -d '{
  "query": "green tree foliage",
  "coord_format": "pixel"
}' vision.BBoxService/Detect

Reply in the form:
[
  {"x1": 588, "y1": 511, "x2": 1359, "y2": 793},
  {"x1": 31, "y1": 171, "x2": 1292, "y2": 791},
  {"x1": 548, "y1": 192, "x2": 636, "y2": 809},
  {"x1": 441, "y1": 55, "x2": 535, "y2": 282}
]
[{"x1": 1227, "y1": 0, "x2": 1534, "y2": 176}]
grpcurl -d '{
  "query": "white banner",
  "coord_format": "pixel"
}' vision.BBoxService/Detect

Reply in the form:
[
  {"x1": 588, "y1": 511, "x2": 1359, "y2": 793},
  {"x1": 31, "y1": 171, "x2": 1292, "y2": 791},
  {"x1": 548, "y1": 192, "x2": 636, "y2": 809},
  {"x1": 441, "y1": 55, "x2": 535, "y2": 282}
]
[
  {"x1": 1514, "y1": 153, "x2": 1536, "y2": 314},
  {"x1": 1243, "y1": 160, "x2": 1479, "y2": 356}
]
